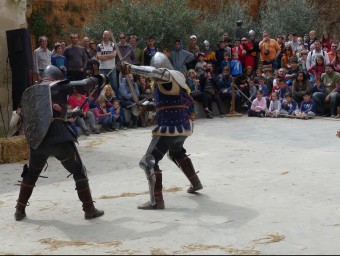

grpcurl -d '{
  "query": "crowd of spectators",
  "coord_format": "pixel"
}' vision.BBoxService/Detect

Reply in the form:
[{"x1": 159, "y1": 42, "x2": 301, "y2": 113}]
[{"x1": 31, "y1": 28, "x2": 340, "y2": 137}]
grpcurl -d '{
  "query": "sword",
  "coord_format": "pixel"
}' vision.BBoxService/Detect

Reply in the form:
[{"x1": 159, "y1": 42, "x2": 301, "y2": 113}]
[{"x1": 109, "y1": 30, "x2": 139, "y2": 104}]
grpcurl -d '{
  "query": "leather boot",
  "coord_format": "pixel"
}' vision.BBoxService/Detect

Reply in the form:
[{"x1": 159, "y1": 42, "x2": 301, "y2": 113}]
[
  {"x1": 177, "y1": 156, "x2": 203, "y2": 193},
  {"x1": 76, "y1": 179, "x2": 104, "y2": 219},
  {"x1": 138, "y1": 171, "x2": 165, "y2": 210},
  {"x1": 14, "y1": 182, "x2": 34, "y2": 221}
]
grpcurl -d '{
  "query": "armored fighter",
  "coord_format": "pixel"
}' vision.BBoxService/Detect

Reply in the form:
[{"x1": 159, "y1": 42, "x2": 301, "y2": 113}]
[
  {"x1": 14, "y1": 65, "x2": 105, "y2": 221},
  {"x1": 122, "y1": 52, "x2": 203, "y2": 210}
]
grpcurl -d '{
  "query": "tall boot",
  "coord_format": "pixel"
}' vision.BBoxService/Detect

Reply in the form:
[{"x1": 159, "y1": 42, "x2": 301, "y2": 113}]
[
  {"x1": 14, "y1": 182, "x2": 35, "y2": 221},
  {"x1": 177, "y1": 156, "x2": 203, "y2": 193},
  {"x1": 76, "y1": 179, "x2": 104, "y2": 219},
  {"x1": 138, "y1": 171, "x2": 164, "y2": 210}
]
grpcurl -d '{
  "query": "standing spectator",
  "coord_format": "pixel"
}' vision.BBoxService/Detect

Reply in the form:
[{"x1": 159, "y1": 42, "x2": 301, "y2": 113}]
[
  {"x1": 331, "y1": 47, "x2": 340, "y2": 72},
  {"x1": 308, "y1": 55, "x2": 326, "y2": 82},
  {"x1": 303, "y1": 34, "x2": 310, "y2": 50},
  {"x1": 232, "y1": 39, "x2": 246, "y2": 68},
  {"x1": 276, "y1": 35, "x2": 286, "y2": 70},
  {"x1": 280, "y1": 45, "x2": 295, "y2": 70},
  {"x1": 259, "y1": 31, "x2": 281, "y2": 70},
  {"x1": 241, "y1": 37, "x2": 255, "y2": 70},
  {"x1": 328, "y1": 42, "x2": 338, "y2": 63},
  {"x1": 222, "y1": 32, "x2": 233, "y2": 48},
  {"x1": 97, "y1": 30, "x2": 118, "y2": 96},
  {"x1": 202, "y1": 40, "x2": 216, "y2": 65},
  {"x1": 298, "y1": 49, "x2": 309, "y2": 77},
  {"x1": 142, "y1": 35, "x2": 158, "y2": 66},
  {"x1": 33, "y1": 36, "x2": 52, "y2": 81},
  {"x1": 186, "y1": 35, "x2": 200, "y2": 70},
  {"x1": 313, "y1": 63, "x2": 340, "y2": 116},
  {"x1": 130, "y1": 35, "x2": 143, "y2": 66},
  {"x1": 248, "y1": 30, "x2": 260, "y2": 71},
  {"x1": 116, "y1": 32, "x2": 136, "y2": 85},
  {"x1": 51, "y1": 43, "x2": 67, "y2": 78},
  {"x1": 63, "y1": 33, "x2": 87, "y2": 81},
  {"x1": 60, "y1": 40, "x2": 67, "y2": 53},
  {"x1": 289, "y1": 33, "x2": 302, "y2": 54},
  {"x1": 230, "y1": 52, "x2": 243, "y2": 77},
  {"x1": 83, "y1": 36, "x2": 99, "y2": 76},
  {"x1": 308, "y1": 30, "x2": 317, "y2": 50},
  {"x1": 215, "y1": 40, "x2": 227, "y2": 75},
  {"x1": 321, "y1": 31, "x2": 333, "y2": 52},
  {"x1": 170, "y1": 39, "x2": 195, "y2": 75},
  {"x1": 306, "y1": 40, "x2": 330, "y2": 71}
]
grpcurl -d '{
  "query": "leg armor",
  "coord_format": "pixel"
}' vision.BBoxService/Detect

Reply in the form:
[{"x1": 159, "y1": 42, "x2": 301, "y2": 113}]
[{"x1": 139, "y1": 154, "x2": 157, "y2": 206}]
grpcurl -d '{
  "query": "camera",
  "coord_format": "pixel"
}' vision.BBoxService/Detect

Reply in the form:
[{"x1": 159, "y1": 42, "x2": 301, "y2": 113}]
[{"x1": 264, "y1": 49, "x2": 270, "y2": 55}]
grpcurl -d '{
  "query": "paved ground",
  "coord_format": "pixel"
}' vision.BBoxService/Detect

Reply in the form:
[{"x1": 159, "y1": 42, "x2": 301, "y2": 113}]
[{"x1": 1, "y1": 116, "x2": 340, "y2": 255}]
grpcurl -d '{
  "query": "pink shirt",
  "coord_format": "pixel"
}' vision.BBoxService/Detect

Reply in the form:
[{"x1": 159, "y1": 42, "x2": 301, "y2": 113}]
[
  {"x1": 67, "y1": 94, "x2": 89, "y2": 113},
  {"x1": 251, "y1": 97, "x2": 267, "y2": 112}
]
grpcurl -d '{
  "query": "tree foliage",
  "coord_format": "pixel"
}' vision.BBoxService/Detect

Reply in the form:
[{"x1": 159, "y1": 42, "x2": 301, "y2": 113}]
[{"x1": 83, "y1": 0, "x2": 323, "y2": 50}]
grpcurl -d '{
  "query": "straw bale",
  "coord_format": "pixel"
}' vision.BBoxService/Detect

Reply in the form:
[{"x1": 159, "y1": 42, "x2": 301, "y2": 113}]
[{"x1": 0, "y1": 136, "x2": 29, "y2": 164}]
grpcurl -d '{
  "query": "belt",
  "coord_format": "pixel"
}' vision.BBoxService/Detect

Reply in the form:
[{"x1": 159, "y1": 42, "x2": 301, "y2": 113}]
[{"x1": 156, "y1": 105, "x2": 189, "y2": 112}]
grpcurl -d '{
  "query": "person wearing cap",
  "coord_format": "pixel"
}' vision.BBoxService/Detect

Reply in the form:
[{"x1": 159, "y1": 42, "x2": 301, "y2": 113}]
[
  {"x1": 186, "y1": 35, "x2": 200, "y2": 70},
  {"x1": 289, "y1": 33, "x2": 303, "y2": 54},
  {"x1": 312, "y1": 63, "x2": 340, "y2": 116}
]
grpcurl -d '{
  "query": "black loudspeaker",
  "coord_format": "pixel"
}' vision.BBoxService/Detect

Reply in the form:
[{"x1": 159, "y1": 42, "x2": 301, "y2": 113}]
[{"x1": 6, "y1": 28, "x2": 33, "y2": 110}]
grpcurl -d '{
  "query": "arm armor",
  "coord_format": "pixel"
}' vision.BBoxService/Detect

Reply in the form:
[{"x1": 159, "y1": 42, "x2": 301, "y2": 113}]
[{"x1": 130, "y1": 65, "x2": 171, "y2": 83}]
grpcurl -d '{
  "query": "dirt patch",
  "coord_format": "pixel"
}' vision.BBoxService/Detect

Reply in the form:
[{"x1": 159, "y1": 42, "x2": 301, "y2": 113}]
[
  {"x1": 99, "y1": 186, "x2": 183, "y2": 199},
  {"x1": 281, "y1": 171, "x2": 289, "y2": 175},
  {"x1": 38, "y1": 238, "x2": 122, "y2": 251},
  {"x1": 175, "y1": 244, "x2": 260, "y2": 255},
  {"x1": 150, "y1": 247, "x2": 168, "y2": 255},
  {"x1": 252, "y1": 233, "x2": 285, "y2": 244},
  {"x1": 84, "y1": 138, "x2": 104, "y2": 148},
  {"x1": 105, "y1": 249, "x2": 141, "y2": 255}
]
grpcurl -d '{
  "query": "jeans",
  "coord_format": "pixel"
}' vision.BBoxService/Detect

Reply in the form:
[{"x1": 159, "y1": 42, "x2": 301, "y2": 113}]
[
  {"x1": 76, "y1": 111, "x2": 98, "y2": 132},
  {"x1": 100, "y1": 68, "x2": 118, "y2": 97},
  {"x1": 313, "y1": 91, "x2": 338, "y2": 115}
]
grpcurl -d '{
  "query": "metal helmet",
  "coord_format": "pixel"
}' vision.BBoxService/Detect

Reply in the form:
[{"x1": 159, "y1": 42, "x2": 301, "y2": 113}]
[
  {"x1": 203, "y1": 40, "x2": 210, "y2": 46},
  {"x1": 236, "y1": 20, "x2": 243, "y2": 27},
  {"x1": 42, "y1": 65, "x2": 64, "y2": 80},
  {"x1": 150, "y1": 52, "x2": 174, "y2": 70},
  {"x1": 249, "y1": 30, "x2": 256, "y2": 36}
]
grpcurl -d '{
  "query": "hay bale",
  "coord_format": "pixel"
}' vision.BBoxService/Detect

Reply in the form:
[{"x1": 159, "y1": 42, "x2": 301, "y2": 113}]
[{"x1": 0, "y1": 136, "x2": 29, "y2": 164}]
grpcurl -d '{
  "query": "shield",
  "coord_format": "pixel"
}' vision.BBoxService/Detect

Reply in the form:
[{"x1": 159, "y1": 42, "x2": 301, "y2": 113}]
[
  {"x1": 151, "y1": 52, "x2": 174, "y2": 70},
  {"x1": 21, "y1": 83, "x2": 53, "y2": 149}
]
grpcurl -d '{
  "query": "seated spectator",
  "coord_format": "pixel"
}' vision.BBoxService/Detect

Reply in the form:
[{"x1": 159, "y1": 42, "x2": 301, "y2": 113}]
[
  {"x1": 266, "y1": 92, "x2": 281, "y2": 117},
  {"x1": 285, "y1": 57, "x2": 301, "y2": 85},
  {"x1": 68, "y1": 87, "x2": 100, "y2": 135},
  {"x1": 248, "y1": 89, "x2": 267, "y2": 117},
  {"x1": 199, "y1": 63, "x2": 225, "y2": 118},
  {"x1": 137, "y1": 76, "x2": 156, "y2": 126},
  {"x1": 118, "y1": 73, "x2": 141, "y2": 128},
  {"x1": 312, "y1": 63, "x2": 340, "y2": 116},
  {"x1": 311, "y1": 76, "x2": 326, "y2": 95},
  {"x1": 111, "y1": 100, "x2": 127, "y2": 130},
  {"x1": 258, "y1": 76, "x2": 269, "y2": 101},
  {"x1": 281, "y1": 45, "x2": 295, "y2": 69},
  {"x1": 235, "y1": 73, "x2": 250, "y2": 109},
  {"x1": 99, "y1": 84, "x2": 117, "y2": 112},
  {"x1": 280, "y1": 92, "x2": 298, "y2": 117},
  {"x1": 94, "y1": 97, "x2": 114, "y2": 132},
  {"x1": 51, "y1": 43, "x2": 67, "y2": 78},
  {"x1": 292, "y1": 71, "x2": 312, "y2": 104},
  {"x1": 294, "y1": 92, "x2": 316, "y2": 119},
  {"x1": 247, "y1": 77, "x2": 258, "y2": 108},
  {"x1": 216, "y1": 67, "x2": 241, "y2": 111},
  {"x1": 276, "y1": 77, "x2": 291, "y2": 102},
  {"x1": 186, "y1": 69, "x2": 202, "y2": 119}
]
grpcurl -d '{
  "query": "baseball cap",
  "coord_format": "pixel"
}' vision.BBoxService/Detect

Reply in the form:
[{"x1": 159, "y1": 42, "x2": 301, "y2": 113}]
[{"x1": 190, "y1": 35, "x2": 197, "y2": 40}]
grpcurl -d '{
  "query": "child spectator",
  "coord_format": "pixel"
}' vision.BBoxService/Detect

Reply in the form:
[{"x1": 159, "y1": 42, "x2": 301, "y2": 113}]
[
  {"x1": 220, "y1": 51, "x2": 230, "y2": 74},
  {"x1": 258, "y1": 76, "x2": 269, "y2": 100},
  {"x1": 294, "y1": 92, "x2": 316, "y2": 119},
  {"x1": 99, "y1": 84, "x2": 117, "y2": 113},
  {"x1": 292, "y1": 71, "x2": 312, "y2": 104},
  {"x1": 111, "y1": 100, "x2": 127, "y2": 130},
  {"x1": 51, "y1": 43, "x2": 67, "y2": 78},
  {"x1": 230, "y1": 52, "x2": 243, "y2": 77},
  {"x1": 266, "y1": 92, "x2": 281, "y2": 117},
  {"x1": 94, "y1": 97, "x2": 114, "y2": 132},
  {"x1": 308, "y1": 55, "x2": 326, "y2": 85},
  {"x1": 280, "y1": 92, "x2": 298, "y2": 117},
  {"x1": 248, "y1": 89, "x2": 267, "y2": 117},
  {"x1": 311, "y1": 76, "x2": 326, "y2": 94},
  {"x1": 195, "y1": 53, "x2": 207, "y2": 77},
  {"x1": 248, "y1": 77, "x2": 258, "y2": 107},
  {"x1": 276, "y1": 77, "x2": 291, "y2": 102}
]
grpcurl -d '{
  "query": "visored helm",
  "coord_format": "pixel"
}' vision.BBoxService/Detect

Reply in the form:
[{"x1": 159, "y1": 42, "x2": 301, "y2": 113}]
[
  {"x1": 249, "y1": 30, "x2": 256, "y2": 36},
  {"x1": 42, "y1": 65, "x2": 64, "y2": 81}
]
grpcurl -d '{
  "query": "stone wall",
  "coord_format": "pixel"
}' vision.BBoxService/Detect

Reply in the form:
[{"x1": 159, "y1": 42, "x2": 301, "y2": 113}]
[{"x1": 0, "y1": 0, "x2": 27, "y2": 136}]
